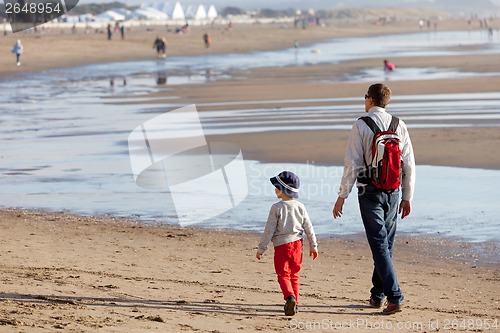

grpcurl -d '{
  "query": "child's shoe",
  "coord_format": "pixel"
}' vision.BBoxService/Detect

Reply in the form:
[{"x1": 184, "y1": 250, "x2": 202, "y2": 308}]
[{"x1": 284, "y1": 295, "x2": 296, "y2": 316}]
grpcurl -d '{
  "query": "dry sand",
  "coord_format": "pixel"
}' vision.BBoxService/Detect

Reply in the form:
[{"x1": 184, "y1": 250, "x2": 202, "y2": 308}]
[
  {"x1": 0, "y1": 19, "x2": 499, "y2": 332},
  {"x1": 0, "y1": 209, "x2": 498, "y2": 332}
]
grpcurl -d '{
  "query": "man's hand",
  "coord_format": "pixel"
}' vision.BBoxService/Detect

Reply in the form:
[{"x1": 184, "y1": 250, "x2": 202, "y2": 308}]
[
  {"x1": 310, "y1": 251, "x2": 318, "y2": 260},
  {"x1": 256, "y1": 252, "x2": 262, "y2": 260},
  {"x1": 399, "y1": 200, "x2": 411, "y2": 219},
  {"x1": 333, "y1": 196, "x2": 345, "y2": 219}
]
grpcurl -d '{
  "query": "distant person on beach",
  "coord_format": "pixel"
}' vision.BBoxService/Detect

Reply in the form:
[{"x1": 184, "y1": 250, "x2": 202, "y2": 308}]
[
  {"x1": 178, "y1": 22, "x2": 189, "y2": 34},
  {"x1": 333, "y1": 83, "x2": 415, "y2": 315},
  {"x1": 107, "y1": 23, "x2": 112, "y2": 40},
  {"x1": 153, "y1": 36, "x2": 166, "y2": 57},
  {"x1": 120, "y1": 24, "x2": 125, "y2": 40},
  {"x1": 256, "y1": 171, "x2": 318, "y2": 317},
  {"x1": 384, "y1": 59, "x2": 396, "y2": 72},
  {"x1": 203, "y1": 32, "x2": 211, "y2": 48},
  {"x1": 11, "y1": 39, "x2": 23, "y2": 66}
]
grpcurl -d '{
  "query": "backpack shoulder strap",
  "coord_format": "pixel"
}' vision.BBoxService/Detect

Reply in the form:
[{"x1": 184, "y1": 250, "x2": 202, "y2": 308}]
[
  {"x1": 388, "y1": 116, "x2": 399, "y2": 132},
  {"x1": 359, "y1": 116, "x2": 381, "y2": 134}
]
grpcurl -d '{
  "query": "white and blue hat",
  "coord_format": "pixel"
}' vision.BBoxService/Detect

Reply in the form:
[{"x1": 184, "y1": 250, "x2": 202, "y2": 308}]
[{"x1": 270, "y1": 171, "x2": 300, "y2": 198}]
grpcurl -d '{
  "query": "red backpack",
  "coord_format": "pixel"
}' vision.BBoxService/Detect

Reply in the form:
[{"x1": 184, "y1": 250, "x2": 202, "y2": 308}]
[{"x1": 360, "y1": 116, "x2": 402, "y2": 192}]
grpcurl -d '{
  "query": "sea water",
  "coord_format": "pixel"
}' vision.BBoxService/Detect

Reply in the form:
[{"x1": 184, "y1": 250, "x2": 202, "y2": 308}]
[
  {"x1": 0, "y1": 30, "x2": 499, "y2": 245},
  {"x1": 0, "y1": 87, "x2": 498, "y2": 243},
  {"x1": 0, "y1": 156, "x2": 498, "y2": 244}
]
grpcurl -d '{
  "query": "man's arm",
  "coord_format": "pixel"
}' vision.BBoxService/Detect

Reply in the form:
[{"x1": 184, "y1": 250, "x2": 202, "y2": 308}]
[
  {"x1": 334, "y1": 121, "x2": 365, "y2": 218},
  {"x1": 399, "y1": 200, "x2": 411, "y2": 219},
  {"x1": 333, "y1": 197, "x2": 344, "y2": 218},
  {"x1": 400, "y1": 123, "x2": 416, "y2": 202},
  {"x1": 399, "y1": 122, "x2": 416, "y2": 219},
  {"x1": 338, "y1": 121, "x2": 365, "y2": 200}
]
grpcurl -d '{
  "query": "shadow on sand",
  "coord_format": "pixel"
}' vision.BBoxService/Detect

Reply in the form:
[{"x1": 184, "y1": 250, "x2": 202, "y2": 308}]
[{"x1": 0, "y1": 293, "x2": 381, "y2": 317}]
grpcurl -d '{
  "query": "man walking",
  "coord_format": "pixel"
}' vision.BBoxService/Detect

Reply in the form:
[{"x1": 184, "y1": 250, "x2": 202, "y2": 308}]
[{"x1": 333, "y1": 83, "x2": 415, "y2": 314}]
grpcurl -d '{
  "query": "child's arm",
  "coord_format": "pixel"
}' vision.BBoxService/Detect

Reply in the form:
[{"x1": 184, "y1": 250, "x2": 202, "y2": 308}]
[
  {"x1": 303, "y1": 207, "x2": 318, "y2": 260},
  {"x1": 256, "y1": 204, "x2": 279, "y2": 259}
]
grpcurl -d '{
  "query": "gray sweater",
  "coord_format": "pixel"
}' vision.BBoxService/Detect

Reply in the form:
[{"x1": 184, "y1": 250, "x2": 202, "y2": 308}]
[{"x1": 257, "y1": 200, "x2": 318, "y2": 255}]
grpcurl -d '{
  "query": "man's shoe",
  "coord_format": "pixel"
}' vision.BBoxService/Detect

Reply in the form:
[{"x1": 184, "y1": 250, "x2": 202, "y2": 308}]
[
  {"x1": 284, "y1": 295, "x2": 296, "y2": 316},
  {"x1": 382, "y1": 302, "x2": 402, "y2": 315},
  {"x1": 369, "y1": 297, "x2": 382, "y2": 308}
]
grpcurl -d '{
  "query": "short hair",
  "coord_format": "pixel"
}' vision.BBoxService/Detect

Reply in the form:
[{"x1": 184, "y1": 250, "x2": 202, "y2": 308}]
[{"x1": 367, "y1": 83, "x2": 391, "y2": 108}]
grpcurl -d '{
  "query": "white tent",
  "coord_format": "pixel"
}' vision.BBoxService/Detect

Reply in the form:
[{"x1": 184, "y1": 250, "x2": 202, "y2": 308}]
[
  {"x1": 171, "y1": 2, "x2": 185, "y2": 20},
  {"x1": 193, "y1": 4, "x2": 207, "y2": 20},
  {"x1": 206, "y1": 5, "x2": 217, "y2": 20},
  {"x1": 95, "y1": 10, "x2": 126, "y2": 22}
]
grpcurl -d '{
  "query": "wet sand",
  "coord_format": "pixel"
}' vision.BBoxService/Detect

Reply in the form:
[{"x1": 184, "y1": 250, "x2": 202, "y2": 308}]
[
  {"x1": 161, "y1": 60, "x2": 500, "y2": 170},
  {"x1": 207, "y1": 127, "x2": 500, "y2": 170},
  {"x1": 1, "y1": 20, "x2": 499, "y2": 332}
]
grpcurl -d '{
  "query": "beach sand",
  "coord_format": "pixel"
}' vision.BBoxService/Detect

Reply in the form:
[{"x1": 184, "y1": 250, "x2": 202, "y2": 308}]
[
  {"x1": 0, "y1": 18, "x2": 495, "y2": 77},
  {"x1": 0, "y1": 209, "x2": 498, "y2": 332},
  {"x1": 1, "y1": 19, "x2": 499, "y2": 332}
]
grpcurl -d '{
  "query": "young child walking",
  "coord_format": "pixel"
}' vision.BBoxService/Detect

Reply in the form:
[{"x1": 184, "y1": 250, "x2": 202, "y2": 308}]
[{"x1": 256, "y1": 171, "x2": 318, "y2": 316}]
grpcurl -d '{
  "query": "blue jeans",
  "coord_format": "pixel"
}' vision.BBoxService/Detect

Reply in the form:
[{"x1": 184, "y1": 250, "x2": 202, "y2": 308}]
[{"x1": 358, "y1": 184, "x2": 404, "y2": 304}]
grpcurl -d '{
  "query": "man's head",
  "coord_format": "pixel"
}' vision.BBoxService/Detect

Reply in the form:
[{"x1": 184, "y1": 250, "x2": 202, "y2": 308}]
[{"x1": 365, "y1": 83, "x2": 391, "y2": 112}]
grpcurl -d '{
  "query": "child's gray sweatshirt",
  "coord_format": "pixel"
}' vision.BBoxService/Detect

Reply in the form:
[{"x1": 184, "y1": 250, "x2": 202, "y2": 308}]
[{"x1": 257, "y1": 199, "x2": 318, "y2": 254}]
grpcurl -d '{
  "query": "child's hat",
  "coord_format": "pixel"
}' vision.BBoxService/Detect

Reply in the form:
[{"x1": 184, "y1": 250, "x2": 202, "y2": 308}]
[{"x1": 270, "y1": 171, "x2": 300, "y2": 198}]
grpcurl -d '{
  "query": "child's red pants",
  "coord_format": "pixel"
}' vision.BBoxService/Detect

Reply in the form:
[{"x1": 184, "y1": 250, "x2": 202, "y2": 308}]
[{"x1": 274, "y1": 239, "x2": 303, "y2": 304}]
